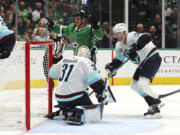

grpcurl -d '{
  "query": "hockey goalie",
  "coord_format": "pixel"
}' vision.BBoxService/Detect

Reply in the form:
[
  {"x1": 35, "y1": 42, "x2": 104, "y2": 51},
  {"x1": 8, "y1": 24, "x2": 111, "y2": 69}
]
[{"x1": 47, "y1": 46, "x2": 110, "y2": 125}]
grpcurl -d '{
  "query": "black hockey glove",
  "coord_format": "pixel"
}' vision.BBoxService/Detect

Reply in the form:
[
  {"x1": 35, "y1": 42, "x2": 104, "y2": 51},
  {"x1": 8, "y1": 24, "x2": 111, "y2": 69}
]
[
  {"x1": 0, "y1": 48, "x2": 10, "y2": 59},
  {"x1": 89, "y1": 15, "x2": 100, "y2": 29},
  {"x1": 96, "y1": 93, "x2": 108, "y2": 104},
  {"x1": 105, "y1": 63, "x2": 117, "y2": 77},
  {"x1": 96, "y1": 90, "x2": 109, "y2": 105},
  {"x1": 46, "y1": 17, "x2": 56, "y2": 29}
]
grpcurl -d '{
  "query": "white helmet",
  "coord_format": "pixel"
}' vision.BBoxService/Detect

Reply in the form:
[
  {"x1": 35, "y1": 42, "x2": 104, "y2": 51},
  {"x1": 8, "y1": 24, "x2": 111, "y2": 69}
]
[
  {"x1": 76, "y1": 46, "x2": 91, "y2": 59},
  {"x1": 113, "y1": 23, "x2": 128, "y2": 34}
]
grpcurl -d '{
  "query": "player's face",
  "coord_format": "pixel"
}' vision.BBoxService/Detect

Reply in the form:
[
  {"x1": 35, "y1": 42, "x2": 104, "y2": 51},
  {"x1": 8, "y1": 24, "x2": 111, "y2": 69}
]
[
  {"x1": 74, "y1": 16, "x2": 82, "y2": 27},
  {"x1": 116, "y1": 32, "x2": 123, "y2": 41}
]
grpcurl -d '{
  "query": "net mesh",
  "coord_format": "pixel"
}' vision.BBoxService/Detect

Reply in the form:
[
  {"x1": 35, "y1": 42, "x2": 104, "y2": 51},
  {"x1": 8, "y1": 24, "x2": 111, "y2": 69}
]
[{"x1": 0, "y1": 41, "x2": 52, "y2": 129}]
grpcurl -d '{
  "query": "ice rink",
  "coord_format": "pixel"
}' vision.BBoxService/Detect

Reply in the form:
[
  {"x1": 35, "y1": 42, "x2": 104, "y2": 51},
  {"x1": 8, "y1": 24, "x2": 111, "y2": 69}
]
[{"x1": 0, "y1": 85, "x2": 180, "y2": 135}]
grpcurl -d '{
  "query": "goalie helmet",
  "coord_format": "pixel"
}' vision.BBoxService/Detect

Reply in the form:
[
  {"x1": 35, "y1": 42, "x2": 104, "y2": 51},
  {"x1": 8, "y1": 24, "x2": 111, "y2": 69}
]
[
  {"x1": 76, "y1": 46, "x2": 91, "y2": 59},
  {"x1": 113, "y1": 23, "x2": 128, "y2": 34}
]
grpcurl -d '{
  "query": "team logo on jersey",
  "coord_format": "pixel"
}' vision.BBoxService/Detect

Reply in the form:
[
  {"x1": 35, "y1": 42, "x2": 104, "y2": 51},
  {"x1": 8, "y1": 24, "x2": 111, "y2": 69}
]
[{"x1": 123, "y1": 49, "x2": 129, "y2": 58}]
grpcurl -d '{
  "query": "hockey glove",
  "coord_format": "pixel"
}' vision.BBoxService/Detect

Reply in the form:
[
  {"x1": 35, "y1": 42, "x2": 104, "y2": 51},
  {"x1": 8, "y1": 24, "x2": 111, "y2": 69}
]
[
  {"x1": 105, "y1": 63, "x2": 117, "y2": 77},
  {"x1": 96, "y1": 93, "x2": 108, "y2": 105},
  {"x1": 89, "y1": 15, "x2": 100, "y2": 29},
  {"x1": 46, "y1": 17, "x2": 56, "y2": 28},
  {"x1": 127, "y1": 44, "x2": 140, "y2": 64},
  {"x1": 0, "y1": 48, "x2": 10, "y2": 59}
]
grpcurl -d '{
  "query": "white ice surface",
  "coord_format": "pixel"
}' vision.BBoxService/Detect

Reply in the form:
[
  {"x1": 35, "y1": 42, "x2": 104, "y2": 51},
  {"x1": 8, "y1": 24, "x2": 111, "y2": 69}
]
[{"x1": 0, "y1": 85, "x2": 180, "y2": 135}]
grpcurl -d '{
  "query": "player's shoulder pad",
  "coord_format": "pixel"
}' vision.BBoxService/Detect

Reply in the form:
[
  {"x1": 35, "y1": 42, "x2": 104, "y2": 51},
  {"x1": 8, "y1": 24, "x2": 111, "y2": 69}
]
[{"x1": 77, "y1": 56, "x2": 93, "y2": 65}]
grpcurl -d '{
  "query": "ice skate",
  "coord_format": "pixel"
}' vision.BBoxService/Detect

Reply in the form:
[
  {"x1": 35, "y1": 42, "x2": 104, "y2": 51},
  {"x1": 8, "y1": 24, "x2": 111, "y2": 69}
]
[{"x1": 144, "y1": 102, "x2": 164, "y2": 119}]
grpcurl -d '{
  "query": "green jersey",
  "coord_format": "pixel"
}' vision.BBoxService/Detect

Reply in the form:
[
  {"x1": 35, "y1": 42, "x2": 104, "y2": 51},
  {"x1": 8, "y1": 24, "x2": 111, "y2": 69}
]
[{"x1": 49, "y1": 23, "x2": 104, "y2": 54}]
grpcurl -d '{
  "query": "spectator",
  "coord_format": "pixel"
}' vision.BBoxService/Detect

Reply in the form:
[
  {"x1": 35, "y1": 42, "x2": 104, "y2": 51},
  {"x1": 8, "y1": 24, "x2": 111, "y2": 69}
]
[
  {"x1": 4, "y1": 3, "x2": 16, "y2": 28},
  {"x1": 137, "y1": 23, "x2": 144, "y2": 33},
  {"x1": 149, "y1": 25, "x2": 161, "y2": 48},
  {"x1": 17, "y1": 34, "x2": 26, "y2": 41},
  {"x1": 32, "y1": 2, "x2": 43, "y2": 22},
  {"x1": 97, "y1": 21, "x2": 112, "y2": 48},
  {"x1": 12, "y1": 12, "x2": 29, "y2": 36},
  {"x1": 24, "y1": 28, "x2": 33, "y2": 41},
  {"x1": 33, "y1": 27, "x2": 49, "y2": 41},
  {"x1": 18, "y1": 1, "x2": 31, "y2": 23},
  {"x1": 151, "y1": 13, "x2": 162, "y2": 37},
  {"x1": 0, "y1": 6, "x2": 5, "y2": 19},
  {"x1": 48, "y1": 5, "x2": 62, "y2": 21},
  {"x1": 165, "y1": 27, "x2": 177, "y2": 48},
  {"x1": 60, "y1": 0, "x2": 73, "y2": 25}
]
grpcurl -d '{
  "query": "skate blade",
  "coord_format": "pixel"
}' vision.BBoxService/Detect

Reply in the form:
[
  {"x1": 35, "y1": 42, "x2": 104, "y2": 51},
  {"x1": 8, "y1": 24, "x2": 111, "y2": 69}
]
[{"x1": 144, "y1": 113, "x2": 162, "y2": 119}]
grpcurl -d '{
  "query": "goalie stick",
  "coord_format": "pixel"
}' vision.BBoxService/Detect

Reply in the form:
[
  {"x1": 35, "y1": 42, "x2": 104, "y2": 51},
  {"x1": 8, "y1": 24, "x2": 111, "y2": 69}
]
[{"x1": 159, "y1": 89, "x2": 180, "y2": 99}]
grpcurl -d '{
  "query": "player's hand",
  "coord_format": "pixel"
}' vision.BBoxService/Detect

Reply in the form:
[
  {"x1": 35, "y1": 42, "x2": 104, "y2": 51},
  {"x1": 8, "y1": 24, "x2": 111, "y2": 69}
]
[
  {"x1": 89, "y1": 15, "x2": 100, "y2": 29},
  {"x1": 105, "y1": 63, "x2": 117, "y2": 77},
  {"x1": 96, "y1": 94, "x2": 107, "y2": 104},
  {"x1": 91, "y1": 46, "x2": 97, "y2": 54},
  {"x1": 127, "y1": 50, "x2": 140, "y2": 64},
  {"x1": 96, "y1": 91, "x2": 109, "y2": 105},
  {"x1": 50, "y1": 33, "x2": 57, "y2": 39},
  {"x1": 54, "y1": 52, "x2": 62, "y2": 58},
  {"x1": 45, "y1": 17, "x2": 56, "y2": 28}
]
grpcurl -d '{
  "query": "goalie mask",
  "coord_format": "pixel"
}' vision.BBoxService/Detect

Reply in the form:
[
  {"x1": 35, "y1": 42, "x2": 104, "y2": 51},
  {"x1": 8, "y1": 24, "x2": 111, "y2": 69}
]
[{"x1": 76, "y1": 46, "x2": 91, "y2": 59}]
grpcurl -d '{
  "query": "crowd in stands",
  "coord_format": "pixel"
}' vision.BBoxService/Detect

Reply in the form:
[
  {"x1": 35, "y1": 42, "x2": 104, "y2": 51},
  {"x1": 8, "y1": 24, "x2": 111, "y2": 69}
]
[
  {"x1": 0, "y1": 0, "x2": 179, "y2": 48},
  {"x1": 0, "y1": 0, "x2": 77, "y2": 43},
  {"x1": 129, "y1": 0, "x2": 179, "y2": 48}
]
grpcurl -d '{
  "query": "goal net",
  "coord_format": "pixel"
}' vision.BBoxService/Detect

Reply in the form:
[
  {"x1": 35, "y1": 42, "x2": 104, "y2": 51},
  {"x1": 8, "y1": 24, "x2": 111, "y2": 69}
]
[{"x1": 0, "y1": 41, "x2": 53, "y2": 130}]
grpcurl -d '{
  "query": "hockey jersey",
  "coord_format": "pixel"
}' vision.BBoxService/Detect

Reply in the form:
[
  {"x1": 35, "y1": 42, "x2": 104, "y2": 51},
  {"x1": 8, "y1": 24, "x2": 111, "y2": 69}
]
[
  {"x1": 49, "y1": 23, "x2": 104, "y2": 54},
  {"x1": 0, "y1": 16, "x2": 14, "y2": 40},
  {"x1": 114, "y1": 31, "x2": 159, "y2": 66},
  {"x1": 48, "y1": 56, "x2": 102, "y2": 102}
]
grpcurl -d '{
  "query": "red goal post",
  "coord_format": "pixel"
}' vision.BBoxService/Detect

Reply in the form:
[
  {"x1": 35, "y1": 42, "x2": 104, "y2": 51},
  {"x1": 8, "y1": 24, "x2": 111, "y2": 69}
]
[{"x1": 25, "y1": 41, "x2": 53, "y2": 130}]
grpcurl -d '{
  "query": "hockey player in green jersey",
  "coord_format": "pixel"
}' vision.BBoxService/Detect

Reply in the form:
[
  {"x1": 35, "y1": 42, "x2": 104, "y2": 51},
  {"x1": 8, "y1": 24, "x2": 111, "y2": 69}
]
[{"x1": 46, "y1": 9, "x2": 104, "y2": 63}]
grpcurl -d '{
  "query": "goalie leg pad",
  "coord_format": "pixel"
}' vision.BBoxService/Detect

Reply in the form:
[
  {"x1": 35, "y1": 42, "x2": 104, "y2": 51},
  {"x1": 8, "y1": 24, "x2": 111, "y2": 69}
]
[{"x1": 66, "y1": 104, "x2": 102, "y2": 125}]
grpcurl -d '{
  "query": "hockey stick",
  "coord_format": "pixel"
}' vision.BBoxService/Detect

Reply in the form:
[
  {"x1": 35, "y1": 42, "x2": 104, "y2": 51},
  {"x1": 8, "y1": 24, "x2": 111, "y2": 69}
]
[
  {"x1": 89, "y1": 59, "x2": 129, "y2": 98},
  {"x1": 159, "y1": 89, "x2": 180, "y2": 99}
]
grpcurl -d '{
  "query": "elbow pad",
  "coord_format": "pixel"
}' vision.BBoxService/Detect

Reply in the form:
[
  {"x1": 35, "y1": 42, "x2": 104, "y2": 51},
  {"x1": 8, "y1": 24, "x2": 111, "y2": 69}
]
[
  {"x1": 90, "y1": 79, "x2": 104, "y2": 95},
  {"x1": 137, "y1": 34, "x2": 151, "y2": 50}
]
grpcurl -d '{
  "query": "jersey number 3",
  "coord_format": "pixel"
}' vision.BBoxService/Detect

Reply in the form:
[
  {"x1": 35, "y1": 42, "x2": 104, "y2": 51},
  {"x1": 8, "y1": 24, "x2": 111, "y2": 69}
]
[{"x1": 59, "y1": 64, "x2": 74, "y2": 82}]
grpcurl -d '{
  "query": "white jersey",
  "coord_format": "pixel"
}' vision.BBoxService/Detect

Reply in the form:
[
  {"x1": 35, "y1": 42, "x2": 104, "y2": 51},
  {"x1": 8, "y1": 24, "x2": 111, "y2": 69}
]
[
  {"x1": 48, "y1": 56, "x2": 102, "y2": 102},
  {"x1": 115, "y1": 31, "x2": 158, "y2": 65},
  {"x1": 0, "y1": 16, "x2": 14, "y2": 40}
]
